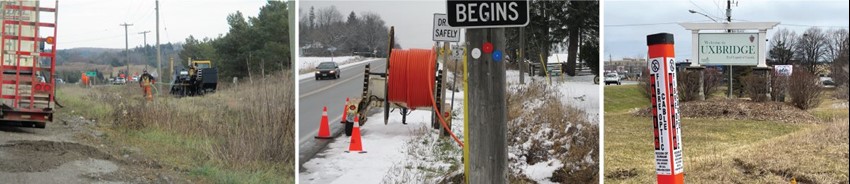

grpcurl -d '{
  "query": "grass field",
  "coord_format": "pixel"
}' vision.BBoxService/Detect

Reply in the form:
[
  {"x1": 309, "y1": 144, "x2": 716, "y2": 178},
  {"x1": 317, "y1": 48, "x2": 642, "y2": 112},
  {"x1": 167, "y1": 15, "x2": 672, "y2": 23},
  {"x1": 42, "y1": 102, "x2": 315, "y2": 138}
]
[
  {"x1": 604, "y1": 85, "x2": 849, "y2": 183},
  {"x1": 56, "y1": 72, "x2": 294, "y2": 184}
]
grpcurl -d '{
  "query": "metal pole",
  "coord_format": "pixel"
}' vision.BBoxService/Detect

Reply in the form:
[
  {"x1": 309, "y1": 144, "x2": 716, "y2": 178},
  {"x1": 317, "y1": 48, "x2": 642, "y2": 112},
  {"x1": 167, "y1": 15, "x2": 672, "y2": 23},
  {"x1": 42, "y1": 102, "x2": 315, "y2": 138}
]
[
  {"x1": 466, "y1": 28, "x2": 507, "y2": 183},
  {"x1": 728, "y1": 65, "x2": 733, "y2": 98},
  {"x1": 519, "y1": 27, "x2": 525, "y2": 83},
  {"x1": 121, "y1": 23, "x2": 133, "y2": 76}
]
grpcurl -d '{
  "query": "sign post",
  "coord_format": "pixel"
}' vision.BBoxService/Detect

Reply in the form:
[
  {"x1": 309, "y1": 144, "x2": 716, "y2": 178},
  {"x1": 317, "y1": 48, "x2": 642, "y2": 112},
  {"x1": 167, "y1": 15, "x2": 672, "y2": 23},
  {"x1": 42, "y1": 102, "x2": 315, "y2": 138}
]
[
  {"x1": 448, "y1": 1, "x2": 528, "y2": 183},
  {"x1": 647, "y1": 33, "x2": 684, "y2": 184}
]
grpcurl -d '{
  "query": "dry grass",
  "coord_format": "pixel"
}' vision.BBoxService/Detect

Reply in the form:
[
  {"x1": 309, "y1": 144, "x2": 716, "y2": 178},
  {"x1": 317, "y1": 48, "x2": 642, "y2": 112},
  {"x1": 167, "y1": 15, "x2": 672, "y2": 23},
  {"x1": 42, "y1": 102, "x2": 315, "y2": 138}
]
[
  {"x1": 604, "y1": 85, "x2": 849, "y2": 184},
  {"x1": 57, "y1": 71, "x2": 295, "y2": 183},
  {"x1": 632, "y1": 99, "x2": 820, "y2": 123},
  {"x1": 506, "y1": 81, "x2": 598, "y2": 183}
]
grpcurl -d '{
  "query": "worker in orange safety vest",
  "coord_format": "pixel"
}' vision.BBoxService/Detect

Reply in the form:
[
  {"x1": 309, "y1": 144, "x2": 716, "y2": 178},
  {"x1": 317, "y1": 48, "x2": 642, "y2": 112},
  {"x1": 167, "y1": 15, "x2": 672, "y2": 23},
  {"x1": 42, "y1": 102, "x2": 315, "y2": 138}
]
[{"x1": 139, "y1": 70, "x2": 156, "y2": 101}]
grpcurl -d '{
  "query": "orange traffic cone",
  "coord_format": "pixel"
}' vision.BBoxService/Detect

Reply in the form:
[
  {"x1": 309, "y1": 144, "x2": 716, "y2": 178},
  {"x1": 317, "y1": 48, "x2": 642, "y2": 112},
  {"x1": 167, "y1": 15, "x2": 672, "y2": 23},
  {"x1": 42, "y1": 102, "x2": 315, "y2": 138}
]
[
  {"x1": 315, "y1": 106, "x2": 333, "y2": 139},
  {"x1": 346, "y1": 116, "x2": 366, "y2": 153},
  {"x1": 340, "y1": 97, "x2": 350, "y2": 123}
]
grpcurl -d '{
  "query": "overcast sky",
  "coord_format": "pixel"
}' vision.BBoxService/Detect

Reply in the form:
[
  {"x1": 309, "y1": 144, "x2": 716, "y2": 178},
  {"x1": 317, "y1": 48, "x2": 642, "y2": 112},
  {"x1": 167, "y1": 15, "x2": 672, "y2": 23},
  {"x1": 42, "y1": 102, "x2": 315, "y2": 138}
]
[
  {"x1": 300, "y1": 0, "x2": 445, "y2": 49},
  {"x1": 54, "y1": 0, "x2": 266, "y2": 49},
  {"x1": 604, "y1": 0, "x2": 849, "y2": 61}
]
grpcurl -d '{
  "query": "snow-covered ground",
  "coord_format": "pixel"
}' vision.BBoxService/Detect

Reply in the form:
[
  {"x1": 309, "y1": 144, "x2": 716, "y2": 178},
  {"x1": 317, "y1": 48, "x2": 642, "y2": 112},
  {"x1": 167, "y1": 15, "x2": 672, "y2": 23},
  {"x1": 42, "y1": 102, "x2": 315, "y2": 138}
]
[
  {"x1": 300, "y1": 56, "x2": 361, "y2": 70},
  {"x1": 506, "y1": 70, "x2": 600, "y2": 123},
  {"x1": 300, "y1": 90, "x2": 464, "y2": 183},
  {"x1": 301, "y1": 66, "x2": 599, "y2": 183}
]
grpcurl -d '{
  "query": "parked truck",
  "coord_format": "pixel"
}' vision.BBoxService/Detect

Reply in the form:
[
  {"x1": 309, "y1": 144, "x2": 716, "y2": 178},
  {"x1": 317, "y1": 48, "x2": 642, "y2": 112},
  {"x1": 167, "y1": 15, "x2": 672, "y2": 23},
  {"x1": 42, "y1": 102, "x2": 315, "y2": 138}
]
[{"x1": 0, "y1": 0, "x2": 59, "y2": 128}]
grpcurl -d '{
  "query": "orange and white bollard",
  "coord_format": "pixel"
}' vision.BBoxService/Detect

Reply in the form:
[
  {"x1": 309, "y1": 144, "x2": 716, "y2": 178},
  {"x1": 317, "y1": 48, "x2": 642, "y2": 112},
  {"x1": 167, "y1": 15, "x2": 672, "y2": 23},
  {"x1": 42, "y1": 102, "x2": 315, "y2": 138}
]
[{"x1": 647, "y1": 33, "x2": 684, "y2": 184}]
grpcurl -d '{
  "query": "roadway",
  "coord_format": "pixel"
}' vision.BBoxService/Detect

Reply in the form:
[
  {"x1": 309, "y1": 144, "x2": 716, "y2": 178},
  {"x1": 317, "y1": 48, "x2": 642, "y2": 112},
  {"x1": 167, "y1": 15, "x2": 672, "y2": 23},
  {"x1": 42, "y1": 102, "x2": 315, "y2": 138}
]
[{"x1": 298, "y1": 59, "x2": 387, "y2": 167}]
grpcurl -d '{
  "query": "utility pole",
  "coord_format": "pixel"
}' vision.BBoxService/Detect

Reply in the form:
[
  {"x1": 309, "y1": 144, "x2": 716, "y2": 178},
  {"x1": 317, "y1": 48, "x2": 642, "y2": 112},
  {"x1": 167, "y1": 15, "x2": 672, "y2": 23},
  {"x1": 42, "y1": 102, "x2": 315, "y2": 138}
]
[
  {"x1": 138, "y1": 31, "x2": 150, "y2": 47},
  {"x1": 121, "y1": 23, "x2": 133, "y2": 76},
  {"x1": 466, "y1": 28, "x2": 507, "y2": 183},
  {"x1": 156, "y1": 0, "x2": 162, "y2": 82},
  {"x1": 727, "y1": 0, "x2": 733, "y2": 98},
  {"x1": 288, "y1": 0, "x2": 296, "y2": 73},
  {"x1": 139, "y1": 30, "x2": 151, "y2": 71}
]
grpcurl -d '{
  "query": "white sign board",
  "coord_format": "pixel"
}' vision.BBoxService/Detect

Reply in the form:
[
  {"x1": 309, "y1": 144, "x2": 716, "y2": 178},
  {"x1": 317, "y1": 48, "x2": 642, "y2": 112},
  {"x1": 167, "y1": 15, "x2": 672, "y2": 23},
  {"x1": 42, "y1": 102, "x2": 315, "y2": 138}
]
[
  {"x1": 698, "y1": 33, "x2": 759, "y2": 66},
  {"x1": 433, "y1": 14, "x2": 460, "y2": 42},
  {"x1": 649, "y1": 57, "x2": 684, "y2": 175},
  {"x1": 775, "y1": 65, "x2": 793, "y2": 76},
  {"x1": 451, "y1": 47, "x2": 463, "y2": 60}
]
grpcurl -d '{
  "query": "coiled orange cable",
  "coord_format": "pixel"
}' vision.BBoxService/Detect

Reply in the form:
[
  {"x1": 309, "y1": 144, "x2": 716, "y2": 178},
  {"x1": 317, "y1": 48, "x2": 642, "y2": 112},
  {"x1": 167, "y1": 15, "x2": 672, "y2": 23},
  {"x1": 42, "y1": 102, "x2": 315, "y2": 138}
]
[{"x1": 386, "y1": 48, "x2": 463, "y2": 147}]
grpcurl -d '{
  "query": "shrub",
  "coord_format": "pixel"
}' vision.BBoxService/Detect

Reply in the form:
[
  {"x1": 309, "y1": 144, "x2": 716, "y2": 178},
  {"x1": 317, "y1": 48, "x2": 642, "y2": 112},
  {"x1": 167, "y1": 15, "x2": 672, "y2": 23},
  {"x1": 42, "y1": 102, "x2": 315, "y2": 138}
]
[
  {"x1": 741, "y1": 73, "x2": 770, "y2": 102},
  {"x1": 703, "y1": 67, "x2": 723, "y2": 98},
  {"x1": 677, "y1": 70, "x2": 701, "y2": 102},
  {"x1": 771, "y1": 71, "x2": 790, "y2": 102},
  {"x1": 788, "y1": 67, "x2": 823, "y2": 110}
]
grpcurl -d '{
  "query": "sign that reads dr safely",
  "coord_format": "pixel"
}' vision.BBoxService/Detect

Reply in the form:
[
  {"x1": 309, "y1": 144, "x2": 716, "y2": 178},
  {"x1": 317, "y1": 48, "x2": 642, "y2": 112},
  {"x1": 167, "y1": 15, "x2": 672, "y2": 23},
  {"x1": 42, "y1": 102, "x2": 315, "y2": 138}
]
[
  {"x1": 698, "y1": 33, "x2": 759, "y2": 66},
  {"x1": 433, "y1": 14, "x2": 460, "y2": 42}
]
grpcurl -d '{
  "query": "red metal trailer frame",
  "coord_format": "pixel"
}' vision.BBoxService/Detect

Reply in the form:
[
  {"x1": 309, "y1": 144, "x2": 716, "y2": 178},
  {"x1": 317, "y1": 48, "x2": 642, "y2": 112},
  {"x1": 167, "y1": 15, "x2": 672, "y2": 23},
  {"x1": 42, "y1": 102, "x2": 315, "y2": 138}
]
[{"x1": 0, "y1": 0, "x2": 58, "y2": 128}]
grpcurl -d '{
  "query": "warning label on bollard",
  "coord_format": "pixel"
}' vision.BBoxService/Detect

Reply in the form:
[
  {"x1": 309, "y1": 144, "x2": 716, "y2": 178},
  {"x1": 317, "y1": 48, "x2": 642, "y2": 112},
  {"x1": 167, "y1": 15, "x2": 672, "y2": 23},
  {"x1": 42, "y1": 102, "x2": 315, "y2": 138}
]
[{"x1": 649, "y1": 57, "x2": 684, "y2": 176}]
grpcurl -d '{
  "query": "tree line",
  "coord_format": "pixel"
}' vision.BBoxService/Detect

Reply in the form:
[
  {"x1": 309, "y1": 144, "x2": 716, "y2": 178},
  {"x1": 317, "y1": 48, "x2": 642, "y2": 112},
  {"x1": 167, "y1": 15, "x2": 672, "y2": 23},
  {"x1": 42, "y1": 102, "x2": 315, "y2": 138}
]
[
  {"x1": 179, "y1": 1, "x2": 292, "y2": 80},
  {"x1": 505, "y1": 0, "x2": 599, "y2": 76},
  {"x1": 768, "y1": 27, "x2": 848, "y2": 73},
  {"x1": 298, "y1": 5, "x2": 399, "y2": 57}
]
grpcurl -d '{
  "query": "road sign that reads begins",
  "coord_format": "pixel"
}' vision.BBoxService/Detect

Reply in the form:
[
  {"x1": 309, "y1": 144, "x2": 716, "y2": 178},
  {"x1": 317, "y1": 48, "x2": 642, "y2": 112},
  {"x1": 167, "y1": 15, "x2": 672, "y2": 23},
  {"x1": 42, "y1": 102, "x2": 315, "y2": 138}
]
[
  {"x1": 446, "y1": 0, "x2": 529, "y2": 28},
  {"x1": 434, "y1": 14, "x2": 461, "y2": 42}
]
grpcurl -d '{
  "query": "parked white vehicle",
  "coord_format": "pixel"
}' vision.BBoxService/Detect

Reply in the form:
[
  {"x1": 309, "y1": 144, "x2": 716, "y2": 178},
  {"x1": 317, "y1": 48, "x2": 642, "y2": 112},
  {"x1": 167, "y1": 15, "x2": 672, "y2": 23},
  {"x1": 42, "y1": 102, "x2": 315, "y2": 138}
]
[{"x1": 604, "y1": 73, "x2": 621, "y2": 85}]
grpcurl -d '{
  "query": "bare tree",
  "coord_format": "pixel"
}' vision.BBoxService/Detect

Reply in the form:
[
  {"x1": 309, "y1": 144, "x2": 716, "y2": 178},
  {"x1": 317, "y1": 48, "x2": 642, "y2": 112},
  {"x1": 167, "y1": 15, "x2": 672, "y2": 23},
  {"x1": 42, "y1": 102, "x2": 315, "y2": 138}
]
[
  {"x1": 825, "y1": 29, "x2": 849, "y2": 63},
  {"x1": 795, "y1": 27, "x2": 828, "y2": 73},
  {"x1": 768, "y1": 28, "x2": 797, "y2": 65},
  {"x1": 316, "y1": 6, "x2": 342, "y2": 27}
]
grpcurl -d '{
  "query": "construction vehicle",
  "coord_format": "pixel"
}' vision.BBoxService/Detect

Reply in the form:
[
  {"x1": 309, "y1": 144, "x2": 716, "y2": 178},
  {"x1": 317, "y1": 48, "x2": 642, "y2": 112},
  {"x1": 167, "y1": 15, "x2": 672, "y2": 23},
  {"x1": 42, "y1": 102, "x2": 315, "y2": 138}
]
[
  {"x1": 0, "y1": 0, "x2": 59, "y2": 128},
  {"x1": 342, "y1": 27, "x2": 451, "y2": 136},
  {"x1": 170, "y1": 58, "x2": 217, "y2": 97}
]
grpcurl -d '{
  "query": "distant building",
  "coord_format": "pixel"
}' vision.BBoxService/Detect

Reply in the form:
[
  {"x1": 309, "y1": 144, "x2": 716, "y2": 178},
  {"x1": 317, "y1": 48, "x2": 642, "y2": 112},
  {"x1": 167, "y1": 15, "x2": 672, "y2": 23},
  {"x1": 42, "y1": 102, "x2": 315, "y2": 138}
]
[{"x1": 605, "y1": 58, "x2": 646, "y2": 79}]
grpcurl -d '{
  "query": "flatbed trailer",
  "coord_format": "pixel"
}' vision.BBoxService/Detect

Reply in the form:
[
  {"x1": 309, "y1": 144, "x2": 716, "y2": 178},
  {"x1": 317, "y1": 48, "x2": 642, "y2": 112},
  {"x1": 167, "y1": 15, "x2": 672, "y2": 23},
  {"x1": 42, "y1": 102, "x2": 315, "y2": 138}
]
[{"x1": 0, "y1": 0, "x2": 58, "y2": 128}]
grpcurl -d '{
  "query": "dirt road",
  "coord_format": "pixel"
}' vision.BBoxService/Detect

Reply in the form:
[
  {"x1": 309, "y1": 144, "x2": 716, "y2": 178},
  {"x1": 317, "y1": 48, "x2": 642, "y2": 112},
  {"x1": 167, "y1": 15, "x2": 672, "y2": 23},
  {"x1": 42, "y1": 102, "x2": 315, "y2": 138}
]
[{"x1": 0, "y1": 112, "x2": 184, "y2": 183}]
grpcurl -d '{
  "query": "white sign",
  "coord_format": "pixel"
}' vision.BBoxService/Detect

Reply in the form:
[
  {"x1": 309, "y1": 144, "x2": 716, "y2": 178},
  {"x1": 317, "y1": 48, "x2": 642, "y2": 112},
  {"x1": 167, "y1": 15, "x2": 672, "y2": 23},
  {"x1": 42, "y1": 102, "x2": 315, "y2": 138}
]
[
  {"x1": 433, "y1": 14, "x2": 460, "y2": 42},
  {"x1": 775, "y1": 65, "x2": 792, "y2": 76},
  {"x1": 698, "y1": 33, "x2": 759, "y2": 66},
  {"x1": 649, "y1": 57, "x2": 684, "y2": 175},
  {"x1": 451, "y1": 47, "x2": 464, "y2": 60}
]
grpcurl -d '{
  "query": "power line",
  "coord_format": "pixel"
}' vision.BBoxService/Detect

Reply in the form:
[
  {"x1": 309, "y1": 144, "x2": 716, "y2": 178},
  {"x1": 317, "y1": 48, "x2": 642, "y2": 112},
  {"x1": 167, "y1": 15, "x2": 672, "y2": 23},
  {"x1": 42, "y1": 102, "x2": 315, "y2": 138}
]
[
  {"x1": 605, "y1": 22, "x2": 683, "y2": 27},
  {"x1": 779, "y1": 24, "x2": 849, "y2": 28}
]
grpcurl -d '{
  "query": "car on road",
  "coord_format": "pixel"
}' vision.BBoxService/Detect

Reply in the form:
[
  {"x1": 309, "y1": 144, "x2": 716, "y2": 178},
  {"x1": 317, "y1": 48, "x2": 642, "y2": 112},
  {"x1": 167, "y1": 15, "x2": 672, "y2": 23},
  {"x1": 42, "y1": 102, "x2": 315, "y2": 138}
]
[
  {"x1": 604, "y1": 72, "x2": 621, "y2": 85},
  {"x1": 113, "y1": 77, "x2": 126, "y2": 85},
  {"x1": 315, "y1": 62, "x2": 340, "y2": 80}
]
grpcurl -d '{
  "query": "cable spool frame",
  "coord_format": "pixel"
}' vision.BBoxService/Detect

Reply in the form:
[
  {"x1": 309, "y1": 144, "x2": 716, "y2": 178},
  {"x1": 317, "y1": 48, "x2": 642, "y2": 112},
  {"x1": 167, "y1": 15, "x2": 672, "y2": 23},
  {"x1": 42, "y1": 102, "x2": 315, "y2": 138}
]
[{"x1": 355, "y1": 26, "x2": 446, "y2": 125}]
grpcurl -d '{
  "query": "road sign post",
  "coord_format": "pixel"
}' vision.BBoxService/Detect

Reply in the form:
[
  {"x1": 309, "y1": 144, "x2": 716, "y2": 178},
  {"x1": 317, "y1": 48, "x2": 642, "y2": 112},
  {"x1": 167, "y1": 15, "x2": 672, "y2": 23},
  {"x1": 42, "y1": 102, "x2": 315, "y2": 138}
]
[{"x1": 647, "y1": 33, "x2": 684, "y2": 184}]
